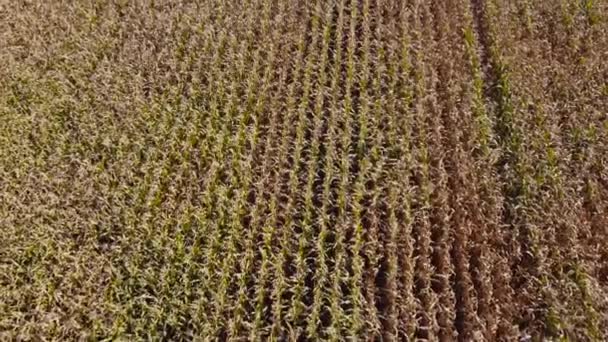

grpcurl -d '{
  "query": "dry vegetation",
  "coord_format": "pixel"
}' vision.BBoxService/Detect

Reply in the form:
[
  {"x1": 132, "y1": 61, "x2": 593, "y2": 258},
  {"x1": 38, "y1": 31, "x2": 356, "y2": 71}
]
[{"x1": 1, "y1": 0, "x2": 607, "y2": 340}]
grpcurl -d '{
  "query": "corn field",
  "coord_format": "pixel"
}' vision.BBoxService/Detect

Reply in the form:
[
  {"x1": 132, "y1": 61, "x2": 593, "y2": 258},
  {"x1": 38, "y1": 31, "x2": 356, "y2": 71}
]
[{"x1": 1, "y1": 0, "x2": 607, "y2": 340}]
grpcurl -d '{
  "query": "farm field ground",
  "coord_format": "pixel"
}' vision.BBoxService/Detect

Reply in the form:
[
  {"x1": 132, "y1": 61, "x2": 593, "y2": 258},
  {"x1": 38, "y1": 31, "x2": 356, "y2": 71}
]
[{"x1": 1, "y1": 0, "x2": 607, "y2": 340}]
